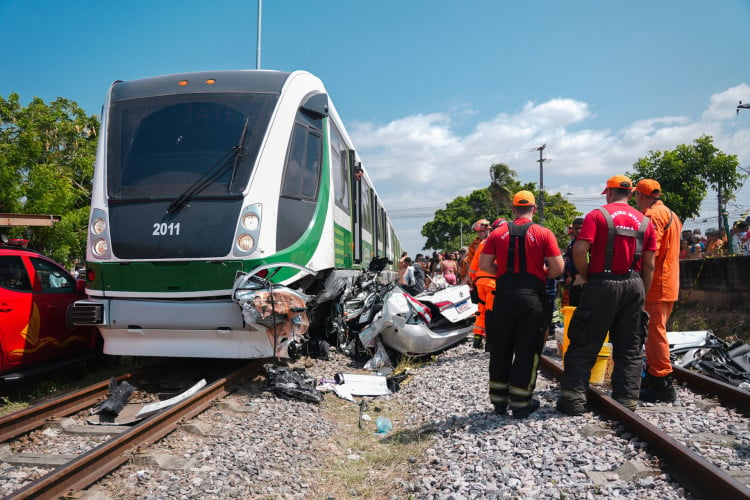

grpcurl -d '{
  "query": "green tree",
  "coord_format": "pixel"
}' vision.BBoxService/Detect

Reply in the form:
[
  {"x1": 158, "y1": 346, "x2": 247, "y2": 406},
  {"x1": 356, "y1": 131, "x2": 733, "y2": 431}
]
[
  {"x1": 488, "y1": 162, "x2": 518, "y2": 213},
  {"x1": 629, "y1": 135, "x2": 746, "y2": 232},
  {"x1": 421, "y1": 167, "x2": 579, "y2": 252},
  {"x1": 0, "y1": 93, "x2": 99, "y2": 265}
]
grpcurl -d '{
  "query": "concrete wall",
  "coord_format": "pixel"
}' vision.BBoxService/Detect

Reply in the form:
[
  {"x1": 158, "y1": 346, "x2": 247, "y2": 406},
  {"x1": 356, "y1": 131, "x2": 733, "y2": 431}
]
[{"x1": 679, "y1": 255, "x2": 750, "y2": 309}]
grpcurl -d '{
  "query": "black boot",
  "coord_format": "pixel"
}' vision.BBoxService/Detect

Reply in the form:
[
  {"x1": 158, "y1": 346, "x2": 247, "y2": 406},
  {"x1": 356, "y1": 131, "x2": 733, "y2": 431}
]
[
  {"x1": 512, "y1": 398, "x2": 540, "y2": 419},
  {"x1": 472, "y1": 334, "x2": 484, "y2": 349},
  {"x1": 639, "y1": 374, "x2": 676, "y2": 403}
]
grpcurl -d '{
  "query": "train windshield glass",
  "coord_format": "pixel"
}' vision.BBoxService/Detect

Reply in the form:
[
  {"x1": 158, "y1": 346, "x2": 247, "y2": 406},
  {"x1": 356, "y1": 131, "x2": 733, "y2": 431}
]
[{"x1": 107, "y1": 92, "x2": 278, "y2": 200}]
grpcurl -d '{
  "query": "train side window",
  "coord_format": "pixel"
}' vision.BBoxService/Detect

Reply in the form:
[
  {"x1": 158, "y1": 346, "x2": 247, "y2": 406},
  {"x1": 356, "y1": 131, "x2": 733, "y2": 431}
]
[
  {"x1": 281, "y1": 122, "x2": 321, "y2": 202},
  {"x1": 330, "y1": 123, "x2": 350, "y2": 212},
  {"x1": 361, "y1": 186, "x2": 373, "y2": 232},
  {"x1": 301, "y1": 133, "x2": 321, "y2": 200}
]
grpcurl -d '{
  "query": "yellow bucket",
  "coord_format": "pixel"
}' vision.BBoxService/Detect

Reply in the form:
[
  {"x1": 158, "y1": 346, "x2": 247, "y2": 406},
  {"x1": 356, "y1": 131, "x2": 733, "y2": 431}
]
[
  {"x1": 590, "y1": 343, "x2": 612, "y2": 385},
  {"x1": 559, "y1": 306, "x2": 611, "y2": 384}
]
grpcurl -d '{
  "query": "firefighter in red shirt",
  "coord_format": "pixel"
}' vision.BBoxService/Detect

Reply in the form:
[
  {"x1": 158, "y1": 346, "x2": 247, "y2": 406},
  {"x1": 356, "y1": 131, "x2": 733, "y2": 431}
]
[
  {"x1": 479, "y1": 191, "x2": 564, "y2": 419},
  {"x1": 557, "y1": 175, "x2": 656, "y2": 415}
]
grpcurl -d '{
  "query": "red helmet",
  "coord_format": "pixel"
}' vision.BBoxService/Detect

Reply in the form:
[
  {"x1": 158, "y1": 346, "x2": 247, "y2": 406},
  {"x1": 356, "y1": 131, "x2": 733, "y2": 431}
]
[
  {"x1": 472, "y1": 219, "x2": 490, "y2": 232},
  {"x1": 491, "y1": 217, "x2": 507, "y2": 229}
]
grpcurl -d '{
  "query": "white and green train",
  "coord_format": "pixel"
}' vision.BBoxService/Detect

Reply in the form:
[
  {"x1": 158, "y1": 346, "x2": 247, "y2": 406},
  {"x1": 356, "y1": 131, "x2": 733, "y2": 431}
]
[{"x1": 70, "y1": 70, "x2": 402, "y2": 359}]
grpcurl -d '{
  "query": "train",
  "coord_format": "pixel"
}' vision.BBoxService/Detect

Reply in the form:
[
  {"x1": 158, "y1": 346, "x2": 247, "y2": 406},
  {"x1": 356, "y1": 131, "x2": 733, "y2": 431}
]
[{"x1": 70, "y1": 70, "x2": 403, "y2": 359}]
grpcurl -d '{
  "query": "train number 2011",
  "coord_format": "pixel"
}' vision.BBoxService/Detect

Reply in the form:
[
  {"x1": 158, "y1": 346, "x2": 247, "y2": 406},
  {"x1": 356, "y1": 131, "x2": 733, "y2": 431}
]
[{"x1": 152, "y1": 222, "x2": 181, "y2": 236}]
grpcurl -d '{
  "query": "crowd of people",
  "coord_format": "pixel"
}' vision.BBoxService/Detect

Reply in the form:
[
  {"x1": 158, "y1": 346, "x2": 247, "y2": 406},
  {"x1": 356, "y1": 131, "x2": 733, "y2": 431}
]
[
  {"x1": 678, "y1": 219, "x2": 750, "y2": 259},
  {"x1": 396, "y1": 174, "x2": 697, "y2": 420}
]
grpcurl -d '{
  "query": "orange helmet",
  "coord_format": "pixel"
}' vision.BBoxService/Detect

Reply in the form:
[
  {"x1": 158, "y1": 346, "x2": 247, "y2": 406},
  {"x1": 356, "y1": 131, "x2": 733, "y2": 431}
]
[
  {"x1": 472, "y1": 219, "x2": 490, "y2": 232},
  {"x1": 491, "y1": 217, "x2": 507, "y2": 229}
]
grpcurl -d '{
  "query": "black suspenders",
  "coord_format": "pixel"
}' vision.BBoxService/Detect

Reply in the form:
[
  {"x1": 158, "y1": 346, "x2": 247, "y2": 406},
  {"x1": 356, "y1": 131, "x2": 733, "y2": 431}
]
[
  {"x1": 506, "y1": 222, "x2": 534, "y2": 273},
  {"x1": 596, "y1": 207, "x2": 650, "y2": 273}
]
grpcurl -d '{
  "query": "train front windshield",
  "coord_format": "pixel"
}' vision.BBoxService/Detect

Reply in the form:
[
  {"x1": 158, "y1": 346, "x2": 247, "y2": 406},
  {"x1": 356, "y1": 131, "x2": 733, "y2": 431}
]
[{"x1": 106, "y1": 93, "x2": 278, "y2": 200}]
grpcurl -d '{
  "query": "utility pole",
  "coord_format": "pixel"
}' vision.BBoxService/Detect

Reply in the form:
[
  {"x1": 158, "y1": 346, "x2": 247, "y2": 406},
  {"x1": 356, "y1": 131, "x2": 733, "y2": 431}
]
[
  {"x1": 738, "y1": 100, "x2": 750, "y2": 114},
  {"x1": 536, "y1": 144, "x2": 547, "y2": 225}
]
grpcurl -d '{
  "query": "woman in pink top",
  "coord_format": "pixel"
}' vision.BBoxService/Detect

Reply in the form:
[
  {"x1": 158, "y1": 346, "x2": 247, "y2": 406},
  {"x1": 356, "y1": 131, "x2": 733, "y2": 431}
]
[{"x1": 441, "y1": 252, "x2": 458, "y2": 285}]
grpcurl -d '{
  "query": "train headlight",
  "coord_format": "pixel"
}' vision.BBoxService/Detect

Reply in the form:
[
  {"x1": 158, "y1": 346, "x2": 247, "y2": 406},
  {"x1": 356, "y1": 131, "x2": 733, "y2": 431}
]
[
  {"x1": 242, "y1": 213, "x2": 260, "y2": 231},
  {"x1": 92, "y1": 218, "x2": 106, "y2": 235},
  {"x1": 236, "y1": 234, "x2": 254, "y2": 252},
  {"x1": 93, "y1": 238, "x2": 109, "y2": 257}
]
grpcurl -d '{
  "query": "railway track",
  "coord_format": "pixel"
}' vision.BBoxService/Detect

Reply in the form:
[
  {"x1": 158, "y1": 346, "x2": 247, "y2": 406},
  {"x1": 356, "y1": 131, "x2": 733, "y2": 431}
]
[
  {"x1": 540, "y1": 354, "x2": 750, "y2": 499},
  {"x1": 1, "y1": 363, "x2": 259, "y2": 499}
]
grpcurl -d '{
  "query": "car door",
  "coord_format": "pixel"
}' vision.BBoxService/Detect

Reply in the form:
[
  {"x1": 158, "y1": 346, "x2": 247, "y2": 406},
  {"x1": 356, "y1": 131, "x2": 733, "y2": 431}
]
[
  {"x1": 0, "y1": 254, "x2": 37, "y2": 371},
  {"x1": 28, "y1": 256, "x2": 93, "y2": 358}
]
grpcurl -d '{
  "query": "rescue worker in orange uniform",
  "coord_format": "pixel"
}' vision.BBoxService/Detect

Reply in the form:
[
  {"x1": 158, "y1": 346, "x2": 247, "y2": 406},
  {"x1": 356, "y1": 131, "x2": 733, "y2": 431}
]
[
  {"x1": 461, "y1": 219, "x2": 490, "y2": 286},
  {"x1": 480, "y1": 192, "x2": 564, "y2": 418},
  {"x1": 634, "y1": 179, "x2": 682, "y2": 402},
  {"x1": 469, "y1": 217, "x2": 507, "y2": 349}
]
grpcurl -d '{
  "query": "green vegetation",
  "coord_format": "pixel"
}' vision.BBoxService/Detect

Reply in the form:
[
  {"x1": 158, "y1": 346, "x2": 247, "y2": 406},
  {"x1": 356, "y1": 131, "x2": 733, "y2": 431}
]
[
  {"x1": 628, "y1": 135, "x2": 747, "y2": 233},
  {"x1": 420, "y1": 163, "x2": 580, "y2": 251},
  {"x1": 0, "y1": 93, "x2": 99, "y2": 267}
]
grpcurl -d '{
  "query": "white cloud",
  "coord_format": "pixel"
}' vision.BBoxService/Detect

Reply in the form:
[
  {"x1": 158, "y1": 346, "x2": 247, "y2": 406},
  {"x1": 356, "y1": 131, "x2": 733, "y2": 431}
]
[{"x1": 350, "y1": 85, "x2": 750, "y2": 253}]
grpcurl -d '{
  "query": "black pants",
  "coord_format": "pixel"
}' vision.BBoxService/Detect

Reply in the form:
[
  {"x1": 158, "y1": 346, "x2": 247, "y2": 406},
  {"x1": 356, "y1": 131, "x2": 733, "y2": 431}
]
[
  {"x1": 560, "y1": 274, "x2": 645, "y2": 403},
  {"x1": 488, "y1": 289, "x2": 546, "y2": 410},
  {"x1": 568, "y1": 283, "x2": 584, "y2": 307}
]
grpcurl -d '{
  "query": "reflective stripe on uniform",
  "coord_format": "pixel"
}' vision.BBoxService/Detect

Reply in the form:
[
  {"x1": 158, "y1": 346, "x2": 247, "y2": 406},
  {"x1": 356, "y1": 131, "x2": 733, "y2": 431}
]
[{"x1": 509, "y1": 385, "x2": 532, "y2": 397}]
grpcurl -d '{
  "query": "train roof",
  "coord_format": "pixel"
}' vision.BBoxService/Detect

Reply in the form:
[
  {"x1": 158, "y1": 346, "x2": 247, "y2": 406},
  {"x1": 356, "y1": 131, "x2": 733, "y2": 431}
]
[{"x1": 111, "y1": 70, "x2": 293, "y2": 101}]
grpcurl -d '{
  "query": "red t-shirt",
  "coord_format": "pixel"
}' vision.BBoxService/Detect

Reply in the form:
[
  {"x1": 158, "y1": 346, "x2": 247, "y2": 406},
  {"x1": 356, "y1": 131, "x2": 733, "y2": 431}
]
[
  {"x1": 482, "y1": 217, "x2": 561, "y2": 283},
  {"x1": 578, "y1": 202, "x2": 657, "y2": 274}
]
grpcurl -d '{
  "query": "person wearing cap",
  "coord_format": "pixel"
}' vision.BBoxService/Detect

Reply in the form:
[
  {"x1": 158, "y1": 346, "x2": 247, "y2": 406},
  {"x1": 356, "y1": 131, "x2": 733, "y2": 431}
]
[
  {"x1": 557, "y1": 175, "x2": 656, "y2": 415},
  {"x1": 634, "y1": 179, "x2": 682, "y2": 403},
  {"x1": 479, "y1": 191, "x2": 563, "y2": 418},
  {"x1": 468, "y1": 217, "x2": 507, "y2": 349},
  {"x1": 563, "y1": 217, "x2": 585, "y2": 306}
]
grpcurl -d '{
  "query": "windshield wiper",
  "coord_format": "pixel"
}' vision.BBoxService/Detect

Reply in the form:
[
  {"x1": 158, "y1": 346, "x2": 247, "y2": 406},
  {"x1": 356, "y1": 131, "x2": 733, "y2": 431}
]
[
  {"x1": 166, "y1": 117, "x2": 251, "y2": 215},
  {"x1": 228, "y1": 116, "x2": 251, "y2": 192}
]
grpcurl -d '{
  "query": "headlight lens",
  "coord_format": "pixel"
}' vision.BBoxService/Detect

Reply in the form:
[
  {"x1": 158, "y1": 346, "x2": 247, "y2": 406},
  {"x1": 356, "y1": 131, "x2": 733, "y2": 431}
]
[
  {"x1": 242, "y1": 213, "x2": 260, "y2": 230},
  {"x1": 237, "y1": 234, "x2": 254, "y2": 252},
  {"x1": 92, "y1": 218, "x2": 106, "y2": 235},
  {"x1": 93, "y1": 238, "x2": 108, "y2": 256}
]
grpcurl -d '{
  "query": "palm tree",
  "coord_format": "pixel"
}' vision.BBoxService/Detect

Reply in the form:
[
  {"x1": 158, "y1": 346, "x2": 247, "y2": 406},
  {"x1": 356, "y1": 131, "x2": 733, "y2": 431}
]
[{"x1": 488, "y1": 163, "x2": 518, "y2": 213}]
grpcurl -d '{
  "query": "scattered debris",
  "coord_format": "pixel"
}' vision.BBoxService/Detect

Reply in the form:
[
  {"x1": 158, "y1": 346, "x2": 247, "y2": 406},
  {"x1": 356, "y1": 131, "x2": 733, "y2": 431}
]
[
  {"x1": 670, "y1": 331, "x2": 750, "y2": 388},
  {"x1": 375, "y1": 416, "x2": 393, "y2": 434},
  {"x1": 264, "y1": 365, "x2": 323, "y2": 403},
  {"x1": 88, "y1": 379, "x2": 207, "y2": 425},
  {"x1": 90, "y1": 378, "x2": 136, "y2": 417}
]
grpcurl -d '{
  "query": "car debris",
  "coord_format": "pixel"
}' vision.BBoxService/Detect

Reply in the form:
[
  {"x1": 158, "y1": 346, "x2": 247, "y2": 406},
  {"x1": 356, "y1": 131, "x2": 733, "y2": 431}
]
[
  {"x1": 90, "y1": 378, "x2": 136, "y2": 418},
  {"x1": 264, "y1": 365, "x2": 322, "y2": 403},
  {"x1": 670, "y1": 330, "x2": 750, "y2": 389},
  {"x1": 87, "y1": 378, "x2": 207, "y2": 425}
]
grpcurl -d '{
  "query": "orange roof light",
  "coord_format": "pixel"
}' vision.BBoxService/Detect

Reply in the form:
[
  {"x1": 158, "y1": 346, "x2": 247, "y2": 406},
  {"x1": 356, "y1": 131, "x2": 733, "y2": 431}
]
[
  {"x1": 205, "y1": 79, "x2": 216, "y2": 85},
  {"x1": 178, "y1": 80, "x2": 189, "y2": 86}
]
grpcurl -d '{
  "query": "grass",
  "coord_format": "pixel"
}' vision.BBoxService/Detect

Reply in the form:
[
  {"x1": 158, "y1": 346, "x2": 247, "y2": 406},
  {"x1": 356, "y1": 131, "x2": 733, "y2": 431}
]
[
  {"x1": 669, "y1": 301, "x2": 749, "y2": 343},
  {"x1": 308, "y1": 356, "x2": 435, "y2": 498},
  {"x1": 0, "y1": 356, "x2": 146, "y2": 417}
]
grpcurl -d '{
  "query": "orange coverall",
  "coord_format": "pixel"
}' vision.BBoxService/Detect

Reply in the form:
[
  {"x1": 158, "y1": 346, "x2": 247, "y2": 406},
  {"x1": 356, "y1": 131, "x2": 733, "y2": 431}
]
[
  {"x1": 643, "y1": 200, "x2": 682, "y2": 377},
  {"x1": 469, "y1": 239, "x2": 495, "y2": 339}
]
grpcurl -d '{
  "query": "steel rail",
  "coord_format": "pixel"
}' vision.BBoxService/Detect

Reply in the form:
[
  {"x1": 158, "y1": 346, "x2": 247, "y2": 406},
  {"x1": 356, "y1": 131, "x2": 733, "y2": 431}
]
[
  {"x1": 7, "y1": 363, "x2": 258, "y2": 500},
  {"x1": 540, "y1": 355, "x2": 750, "y2": 500},
  {"x1": 0, "y1": 373, "x2": 132, "y2": 443},
  {"x1": 673, "y1": 364, "x2": 750, "y2": 413}
]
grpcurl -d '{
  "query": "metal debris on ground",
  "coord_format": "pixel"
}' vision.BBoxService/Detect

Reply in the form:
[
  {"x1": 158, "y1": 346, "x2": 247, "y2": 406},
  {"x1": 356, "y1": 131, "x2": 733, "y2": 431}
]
[{"x1": 264, "y1": 365, "x2": 323, "y2": 403}]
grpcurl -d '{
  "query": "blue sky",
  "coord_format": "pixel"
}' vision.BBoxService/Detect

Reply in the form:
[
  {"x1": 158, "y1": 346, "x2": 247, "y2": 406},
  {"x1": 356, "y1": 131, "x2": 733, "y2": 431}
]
[{"x1": 2, "y1": 0, "x2": 749, "y2": 253}]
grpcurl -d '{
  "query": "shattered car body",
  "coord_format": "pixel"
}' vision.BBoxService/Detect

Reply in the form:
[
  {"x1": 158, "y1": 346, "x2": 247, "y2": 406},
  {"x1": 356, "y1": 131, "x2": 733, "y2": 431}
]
[{"x1": 360, "y1": 283, "x2": 476, "y2": 356}]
